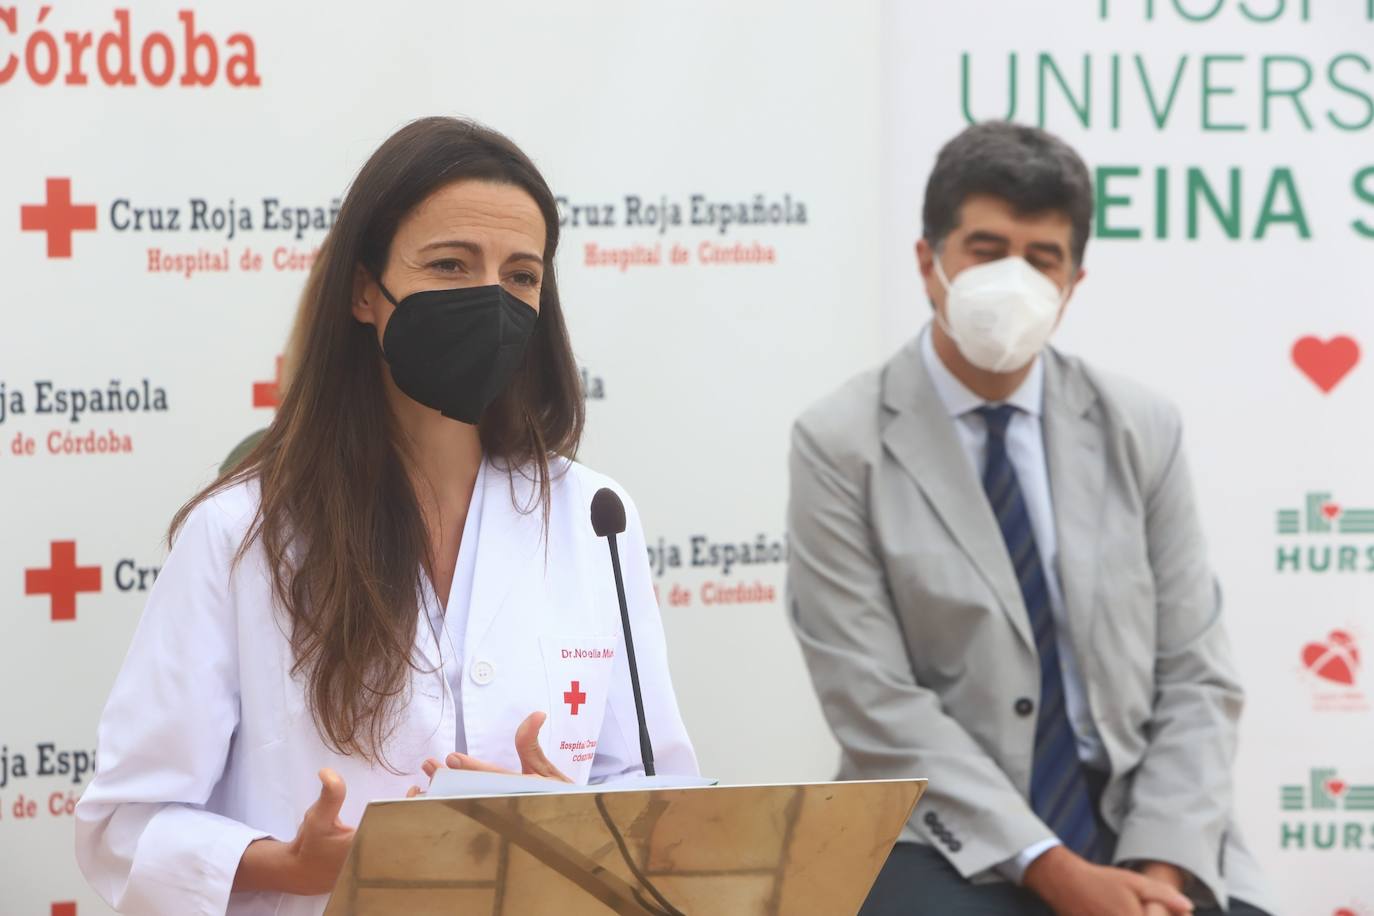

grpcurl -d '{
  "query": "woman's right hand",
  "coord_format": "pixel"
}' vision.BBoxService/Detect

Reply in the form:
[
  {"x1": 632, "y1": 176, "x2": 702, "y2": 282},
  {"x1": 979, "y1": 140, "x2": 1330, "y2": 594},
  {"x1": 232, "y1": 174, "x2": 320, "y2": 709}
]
[{"x1": 233, "y1": 768, "x2": 356, "y2": 896}]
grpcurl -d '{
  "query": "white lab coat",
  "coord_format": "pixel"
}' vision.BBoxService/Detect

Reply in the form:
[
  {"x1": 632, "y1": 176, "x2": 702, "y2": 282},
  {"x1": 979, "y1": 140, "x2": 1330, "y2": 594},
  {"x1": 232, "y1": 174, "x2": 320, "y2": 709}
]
[{"x1": 75, "y1": 457, "x2": 698, "y2": 916}]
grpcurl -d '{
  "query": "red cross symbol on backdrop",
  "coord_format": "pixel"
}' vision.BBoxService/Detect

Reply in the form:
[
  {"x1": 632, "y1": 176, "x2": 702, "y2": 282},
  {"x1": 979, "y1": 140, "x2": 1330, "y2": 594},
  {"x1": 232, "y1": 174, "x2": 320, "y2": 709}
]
[
  {"x1": 53, "y1": 903, "x2": 77, "y2": 916},
  {"x1": 21, "y1": 178, "x2": 97, "y2": 258},
  {"x1": 253, "y1": 356, "x2": 284, "y2": 408},
  {"x1": 25, "y1": 541, "x2": 101, "y2": 621},
  {"x1": 564, "y1": 680, "x2": 587, "y2": 716}
]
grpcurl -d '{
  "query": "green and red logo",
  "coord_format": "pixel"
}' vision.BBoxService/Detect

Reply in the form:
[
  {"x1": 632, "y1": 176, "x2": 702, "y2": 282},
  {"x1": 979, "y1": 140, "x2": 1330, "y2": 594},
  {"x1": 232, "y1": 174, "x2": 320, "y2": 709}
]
[
  {"x1": 1279, "y1": 767, "x2": 1374, "y2": 853},
  {"x1": 1274, "y1": 492, "x2": 1374, "y2": 574}
]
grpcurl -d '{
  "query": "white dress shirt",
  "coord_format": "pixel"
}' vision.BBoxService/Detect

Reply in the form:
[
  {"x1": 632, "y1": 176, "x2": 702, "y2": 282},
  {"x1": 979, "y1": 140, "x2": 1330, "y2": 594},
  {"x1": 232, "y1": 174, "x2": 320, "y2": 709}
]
[{"x1": 919, "y1": 326, "x2": 1106, "y2": 881}]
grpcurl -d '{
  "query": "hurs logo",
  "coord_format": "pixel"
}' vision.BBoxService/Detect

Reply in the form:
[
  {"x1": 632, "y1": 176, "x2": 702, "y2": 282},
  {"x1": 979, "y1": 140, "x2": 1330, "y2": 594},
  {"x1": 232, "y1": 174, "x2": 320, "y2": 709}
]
[
  {"x1": 1278, "y1": 767, "x2": 1374, "y2": 852},
  {"x1": 1274, "y1": 492, "x2": 1374, "y2": 574}
]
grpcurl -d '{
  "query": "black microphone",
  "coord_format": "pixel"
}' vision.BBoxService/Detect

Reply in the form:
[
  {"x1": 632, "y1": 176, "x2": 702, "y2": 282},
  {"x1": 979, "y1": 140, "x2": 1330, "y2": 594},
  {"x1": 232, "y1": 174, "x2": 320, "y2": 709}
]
[{"x1": 590, "y1": 487, "x2": 655, "y2": 777}]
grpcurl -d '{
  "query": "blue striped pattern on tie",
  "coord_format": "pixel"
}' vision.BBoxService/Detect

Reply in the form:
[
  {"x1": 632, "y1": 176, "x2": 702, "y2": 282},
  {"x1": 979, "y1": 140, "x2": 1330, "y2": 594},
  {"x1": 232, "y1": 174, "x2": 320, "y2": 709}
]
[{"x1": 977, "y1": 404, "x2": 1104, "y2": 863}]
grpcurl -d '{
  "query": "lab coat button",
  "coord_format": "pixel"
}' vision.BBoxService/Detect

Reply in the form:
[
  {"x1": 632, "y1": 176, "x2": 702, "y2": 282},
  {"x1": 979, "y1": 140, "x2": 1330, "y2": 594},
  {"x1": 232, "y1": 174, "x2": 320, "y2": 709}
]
[{"x1": 471, "y1": 660, "x2": 496, "y2": 685}]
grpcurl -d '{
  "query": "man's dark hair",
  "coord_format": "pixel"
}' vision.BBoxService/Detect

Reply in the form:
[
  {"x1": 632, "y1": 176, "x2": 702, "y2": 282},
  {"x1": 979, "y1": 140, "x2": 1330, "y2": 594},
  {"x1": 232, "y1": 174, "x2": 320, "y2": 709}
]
[{"x1": 922, "y1": 121, "x2": 1094, "y2": 265}]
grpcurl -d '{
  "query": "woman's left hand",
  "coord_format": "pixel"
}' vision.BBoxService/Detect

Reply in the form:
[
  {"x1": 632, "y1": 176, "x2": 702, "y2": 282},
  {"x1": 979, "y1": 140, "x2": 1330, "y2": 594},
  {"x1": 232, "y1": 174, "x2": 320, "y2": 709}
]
[{"x1": 407, "y1": 711, "x2": 571, "y2": 797}]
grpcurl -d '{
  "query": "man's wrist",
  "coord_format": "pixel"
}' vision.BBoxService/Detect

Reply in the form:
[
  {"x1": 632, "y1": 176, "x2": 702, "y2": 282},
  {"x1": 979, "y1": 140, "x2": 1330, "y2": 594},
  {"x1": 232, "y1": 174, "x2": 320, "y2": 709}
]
[
  {"x1": 1022, "y1": 844, "x2": 1081, "y2": 897},
  {"x1": 996, "y1": 837, "x2": 1061, "y2": 885},
  {"x1": 1136, "y1": 860, "x2": 1188, "y2": 893}
]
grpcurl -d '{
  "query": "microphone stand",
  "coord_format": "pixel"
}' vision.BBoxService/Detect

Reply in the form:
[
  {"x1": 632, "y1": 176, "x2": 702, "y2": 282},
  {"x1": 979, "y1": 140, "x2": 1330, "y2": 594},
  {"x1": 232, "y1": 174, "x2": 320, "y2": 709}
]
[{"x1": 605, "y1": 530, "x2": 655, "y2": 777}]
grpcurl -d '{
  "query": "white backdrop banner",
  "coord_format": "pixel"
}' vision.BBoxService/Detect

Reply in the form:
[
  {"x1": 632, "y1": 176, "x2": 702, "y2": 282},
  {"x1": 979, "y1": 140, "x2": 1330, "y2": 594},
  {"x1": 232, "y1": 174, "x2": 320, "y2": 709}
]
[
  {"x1": 882, "y1": 1, "x2": 1374, "y2": 913},
  {"x1": 5, "y1": 0, "x2": 1364, "y2": 912},
  {"x1": 1, "y1": 1, "x2": 877, "y2": 911}
]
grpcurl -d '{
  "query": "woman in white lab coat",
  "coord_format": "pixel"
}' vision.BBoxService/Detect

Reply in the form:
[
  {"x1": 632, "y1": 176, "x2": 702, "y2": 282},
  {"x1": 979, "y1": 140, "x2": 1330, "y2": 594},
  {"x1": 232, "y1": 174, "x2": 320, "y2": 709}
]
[{"x1": 75, "y1": 117, "x2": 698, "y2": 916}]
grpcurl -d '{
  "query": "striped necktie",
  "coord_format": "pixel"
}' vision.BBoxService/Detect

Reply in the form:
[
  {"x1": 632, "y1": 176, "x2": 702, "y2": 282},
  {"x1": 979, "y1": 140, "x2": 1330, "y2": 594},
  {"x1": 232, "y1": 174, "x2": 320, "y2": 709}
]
[{"x1": 976, "y1": 404, "x2": 1105, "y2": 863}]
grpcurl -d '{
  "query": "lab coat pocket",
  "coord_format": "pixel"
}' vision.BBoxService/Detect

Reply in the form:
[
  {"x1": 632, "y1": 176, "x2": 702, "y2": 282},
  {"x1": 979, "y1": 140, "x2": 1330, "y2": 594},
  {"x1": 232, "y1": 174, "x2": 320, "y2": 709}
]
[{"x1": 538, "y1": 634, "x2": 618, "y2": 784}]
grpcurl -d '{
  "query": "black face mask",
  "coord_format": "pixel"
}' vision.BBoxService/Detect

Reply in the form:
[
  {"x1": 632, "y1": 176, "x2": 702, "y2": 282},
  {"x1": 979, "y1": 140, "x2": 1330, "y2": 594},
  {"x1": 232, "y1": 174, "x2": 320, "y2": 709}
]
[{"x1": 376, "y1": 281, "x2": 538, "y2": 424}]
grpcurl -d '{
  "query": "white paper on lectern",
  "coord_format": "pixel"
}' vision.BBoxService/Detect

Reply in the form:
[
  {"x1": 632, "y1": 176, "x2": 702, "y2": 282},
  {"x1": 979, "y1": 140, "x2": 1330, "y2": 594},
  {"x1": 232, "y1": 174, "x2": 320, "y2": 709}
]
[{"x1": 427, "y1": 769, "x2": 718, "y2": 798}]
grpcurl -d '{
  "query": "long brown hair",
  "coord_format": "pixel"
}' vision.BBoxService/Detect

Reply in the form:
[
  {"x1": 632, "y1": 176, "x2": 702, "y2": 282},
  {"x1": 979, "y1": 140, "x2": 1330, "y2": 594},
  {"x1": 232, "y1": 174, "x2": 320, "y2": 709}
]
[{"x1": 172, "y1": 117, "x2": 584, "y2": 764}]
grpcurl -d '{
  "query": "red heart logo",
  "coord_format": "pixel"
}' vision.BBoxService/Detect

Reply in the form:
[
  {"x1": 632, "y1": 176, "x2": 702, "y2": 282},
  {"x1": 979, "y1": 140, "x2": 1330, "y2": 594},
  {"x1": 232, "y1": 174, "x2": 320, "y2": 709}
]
[
  {"x1": 1293, "y1": 336, "x2": 1360, "y2": 393},
  {"x1": 1323, "y1": 502, "x2": 1342, "y2": 520},
  {"x1": 1334, "y1": 909, "x2": 1357, "y2": 916},
  {"x1": 1326, "y1": 779, "x2": 1349, "y2": 797},
  {"x1": 1302, "y1": 640, "x2": 1358, "y2": 685}
]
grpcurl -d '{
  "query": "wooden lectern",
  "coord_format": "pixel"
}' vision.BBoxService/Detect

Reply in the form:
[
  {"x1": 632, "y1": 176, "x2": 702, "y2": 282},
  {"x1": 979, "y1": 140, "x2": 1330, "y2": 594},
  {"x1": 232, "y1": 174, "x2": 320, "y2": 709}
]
[{"x1": 324, "y1": 778, "x2": 925, "y2": 915}]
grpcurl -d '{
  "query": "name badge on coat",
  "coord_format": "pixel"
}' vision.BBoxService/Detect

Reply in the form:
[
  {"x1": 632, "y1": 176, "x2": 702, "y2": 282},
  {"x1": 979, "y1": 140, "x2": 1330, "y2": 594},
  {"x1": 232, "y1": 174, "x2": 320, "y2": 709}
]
[{"x1": 539, "y1": 634, "x2": 618, "y2": 783}]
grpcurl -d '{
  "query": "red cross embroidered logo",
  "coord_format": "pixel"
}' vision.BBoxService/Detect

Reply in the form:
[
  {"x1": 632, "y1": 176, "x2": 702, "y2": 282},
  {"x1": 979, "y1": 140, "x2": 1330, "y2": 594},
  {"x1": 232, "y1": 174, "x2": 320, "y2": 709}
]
[
  {"x1": 564, "y1": 680, "x2": 587, "y2": 716},
  {"x1": 25, "y1": 541, "x2": 101, "y2": 621},
  {"x1": 21, "y1": 178, "x2": 97, "y2": 258}
]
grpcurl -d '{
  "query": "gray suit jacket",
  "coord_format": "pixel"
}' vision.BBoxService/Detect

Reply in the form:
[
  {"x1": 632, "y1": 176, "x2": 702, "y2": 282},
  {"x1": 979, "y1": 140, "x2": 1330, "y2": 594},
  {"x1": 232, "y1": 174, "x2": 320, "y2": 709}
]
[{"x1": 786, "y1": 337, "x2": 1267, "y2": 908}]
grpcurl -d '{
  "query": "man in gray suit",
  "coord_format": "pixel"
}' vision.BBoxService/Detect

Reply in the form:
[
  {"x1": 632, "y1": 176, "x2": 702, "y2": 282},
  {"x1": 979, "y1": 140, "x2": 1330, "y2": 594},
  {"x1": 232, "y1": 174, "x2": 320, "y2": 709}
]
[{"x1": 787, "y1": 122, "x2": 1271, "y2": 916}]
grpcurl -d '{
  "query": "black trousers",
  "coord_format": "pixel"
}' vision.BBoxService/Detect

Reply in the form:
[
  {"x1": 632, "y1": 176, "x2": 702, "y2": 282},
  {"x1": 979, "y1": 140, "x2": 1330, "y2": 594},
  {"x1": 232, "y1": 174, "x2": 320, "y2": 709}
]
[{"x1": 859, "y1": 843, "x2": 1273, "y2": 916}]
